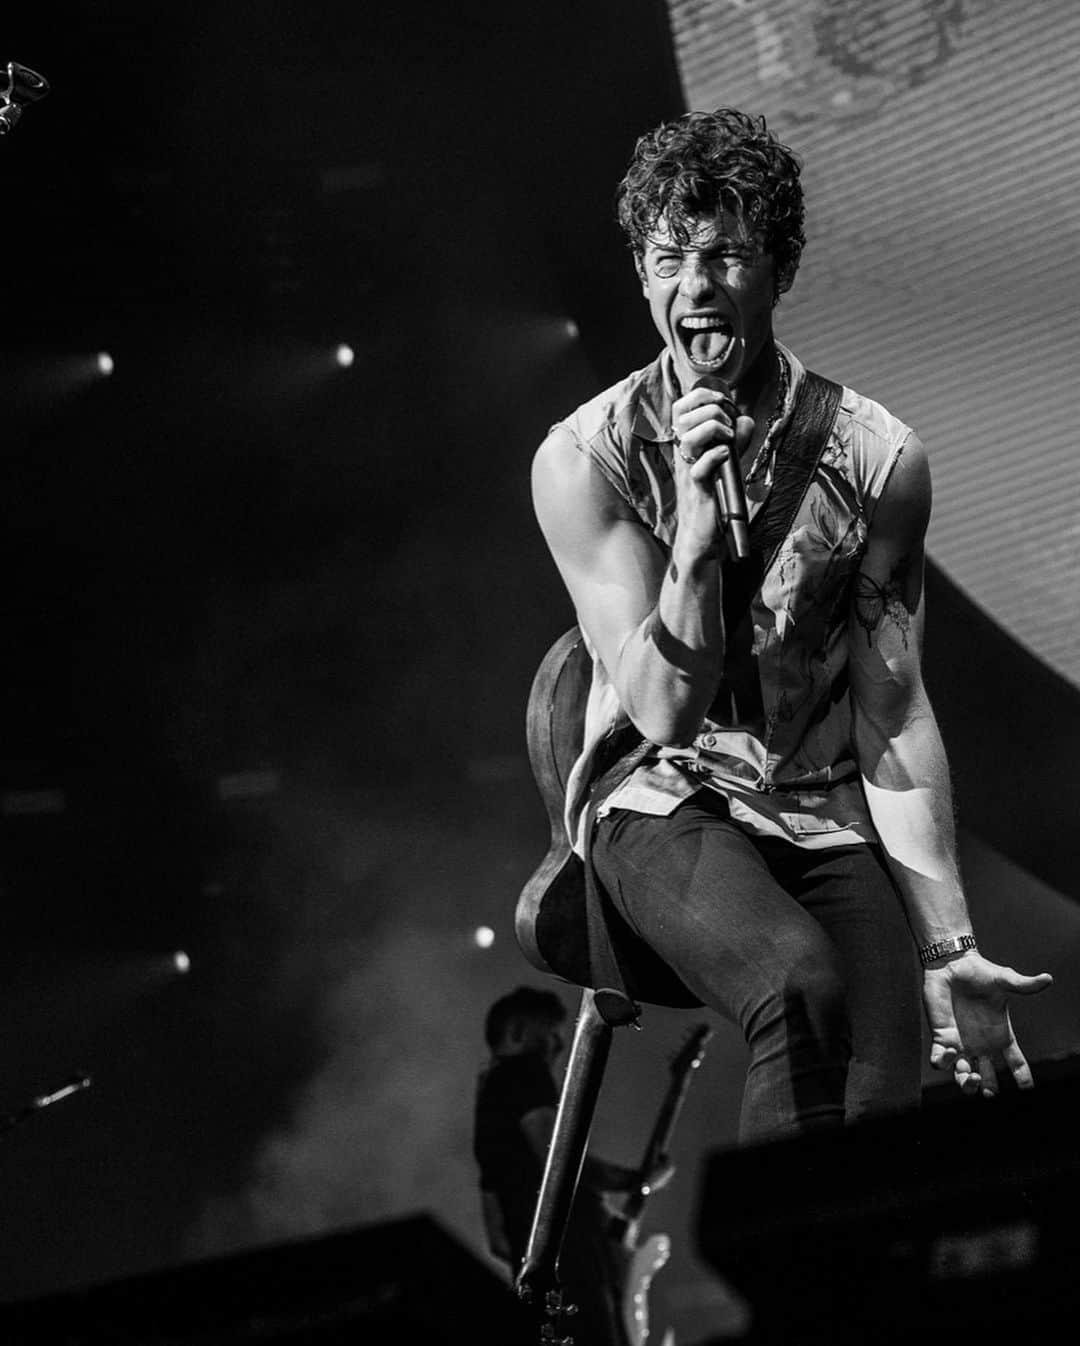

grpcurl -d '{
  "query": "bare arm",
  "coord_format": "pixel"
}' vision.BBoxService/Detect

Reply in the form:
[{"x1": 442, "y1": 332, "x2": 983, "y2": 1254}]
[
  {"x1": 530, "y1": 390, "x2": 752, "y2": 745},
  {"x1": 847, "y1": 435, "x2": 966, "y2": 940},
  {"x1": 849, "y1": 434, "x2": 1052, "y2": 1095}
]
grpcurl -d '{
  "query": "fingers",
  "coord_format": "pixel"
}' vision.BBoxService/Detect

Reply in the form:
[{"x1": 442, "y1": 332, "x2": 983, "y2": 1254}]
[
  {"x1": 1002, "y1": 1040, "x2": 1036, "y2": 1090},
  {"x1": 925, "y1": 959, "x2": 1050, "y2": 1099},
  {"x1": 929, "y1": 1034, "x2": 998, "y2": 1097},
  {"x1": 677, "y1": 385, "x2": 737, "y2": 416},
  {"x1": 929, "y1": 1040, "x2": 958, "y2": 1071},
  {"x1": 958, "y1": 1044, "x2": 1037, "y2": 1097},
  {"x1": 683, "y1": 443, "x2": 731, "y2": 484},
  {"x1": 937, "y1": 1040, "x2": 1036, "y2": 1097},
  {"x1": 974, "y1": 962, "x2": 1054, "y2": 995},
  {"x1": 733, "y1": 413, "x2": 755, "y2": 452},
  {"x1": 933, "y1": 1038, "x2": 980, "y2": 1094},
  {"x1": 1005, "y1": 970, "x2": 1054, "y2": 995},
  {"x1": 673, "y1": 389, "x2": 737, "y2": 471},
  {"x1": 675, "y1": 390, "x2": 736, "y2": 440},
  {"x1": 675, "y1": 424, "x2": 733, "y2": 475},
  {"x1": 953, "y1": 1050, "x2": 981, "y2": 1096}
]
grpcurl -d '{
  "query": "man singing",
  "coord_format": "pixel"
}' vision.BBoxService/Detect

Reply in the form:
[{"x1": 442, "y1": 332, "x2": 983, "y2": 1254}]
[{"x1": 530, "y1": 107, "x2": 1052, "y2": 1139}]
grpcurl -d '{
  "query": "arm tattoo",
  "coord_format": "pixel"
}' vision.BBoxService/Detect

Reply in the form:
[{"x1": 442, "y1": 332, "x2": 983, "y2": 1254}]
[{"x1": 853, "y1": 554, "x2": 918, "y2": 649}]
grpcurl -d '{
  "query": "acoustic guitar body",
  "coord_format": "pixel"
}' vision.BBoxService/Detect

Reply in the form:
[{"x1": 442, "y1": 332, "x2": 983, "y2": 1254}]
[
  {"x1": 515, "y1": 627, "x2": 594, "y2": 987},
  {"x1": 514, "y1": 626, "x2": 698, "y2": 1007}
]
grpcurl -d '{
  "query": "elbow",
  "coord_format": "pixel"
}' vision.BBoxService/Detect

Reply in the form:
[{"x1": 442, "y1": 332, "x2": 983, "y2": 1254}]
[
  {"x1": 851, "y1": 689, "x2": 936, "y2": 786},
  {"x1": 612, "y1": 639, "x2": 717, "y2": 748},
  {"x1": 627, "y1": 706, "x2": 704, "y2": 750}
]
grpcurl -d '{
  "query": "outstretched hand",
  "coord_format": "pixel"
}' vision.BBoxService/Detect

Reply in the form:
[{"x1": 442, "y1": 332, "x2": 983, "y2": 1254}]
[{"x1": 922, "y1": 951, "x2": 1053, "y2": 1097}]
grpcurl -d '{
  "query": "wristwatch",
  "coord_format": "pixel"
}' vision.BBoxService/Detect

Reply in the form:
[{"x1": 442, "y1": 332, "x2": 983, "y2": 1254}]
[{"x1": 918, "y1": 933, "x2": 978, "y2": 967}]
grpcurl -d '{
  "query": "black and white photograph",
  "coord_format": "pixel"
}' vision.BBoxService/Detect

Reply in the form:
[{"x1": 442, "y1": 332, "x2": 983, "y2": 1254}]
[{"x1": 1, "y1": 3, "x2": 1078, "y2": 1342}]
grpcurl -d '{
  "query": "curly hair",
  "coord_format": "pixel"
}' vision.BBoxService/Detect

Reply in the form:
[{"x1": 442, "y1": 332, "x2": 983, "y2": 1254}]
[
  {"x1": 615, "y1": 108, "x2": 806, "y2": 290},
  {"x1": 484, "y1": 986, "x2": 566, "y2": 1050}
]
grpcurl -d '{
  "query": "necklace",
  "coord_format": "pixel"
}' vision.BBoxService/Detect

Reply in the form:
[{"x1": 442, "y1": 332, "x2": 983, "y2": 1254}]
[{"x1": 743, "y1": 349, "x2": 791, "y2": 488}]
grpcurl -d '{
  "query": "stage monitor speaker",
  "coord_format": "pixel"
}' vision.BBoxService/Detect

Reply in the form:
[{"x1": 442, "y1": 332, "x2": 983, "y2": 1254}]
[
  {"x1": 0, "y1": 1212, "x2": 535, "y2": 1345},
  {"x1": 696, "y1": 1063, "x2": 1080, "y2": 1344}
]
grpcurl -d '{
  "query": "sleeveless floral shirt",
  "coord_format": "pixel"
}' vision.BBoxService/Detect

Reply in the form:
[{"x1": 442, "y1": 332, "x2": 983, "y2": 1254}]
[{"x1": 553, "y1": 343, "x2": 918, "y2": 854}]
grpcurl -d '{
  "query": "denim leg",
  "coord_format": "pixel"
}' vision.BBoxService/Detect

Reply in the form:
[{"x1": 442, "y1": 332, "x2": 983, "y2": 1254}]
[
  {"x1": 592, "y1": 801, "x2": 852, "y2": 1142},
  {"x1": 768, "y1": 839, "x2": 922, "y2": 1121}
]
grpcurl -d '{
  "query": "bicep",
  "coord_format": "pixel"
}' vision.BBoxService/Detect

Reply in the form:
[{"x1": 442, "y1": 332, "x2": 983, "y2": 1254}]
[
  {"x1": 848, "y1": 434, "x2": 933, "y2": 716},
  {"x1": 532, "y1": 428, "x2": 667, "y2": 676}
]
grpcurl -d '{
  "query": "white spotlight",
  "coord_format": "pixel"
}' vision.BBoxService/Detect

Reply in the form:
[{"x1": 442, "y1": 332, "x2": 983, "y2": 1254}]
[
  {"x1": 96, "y1": 351, "x2": 115, "y2": 376},
  {"x1": 334, "y1": 343, "x2": 355, "y2": 368},
  {"x1": 563, "y1": 319, "x2": 579, "y2": 341},
  {"x1": 473, "y1": 925, "x2": 496, "y2": 949},
  {"x1": 172, "y1": 950, "x2": 191, "y2": 974}
]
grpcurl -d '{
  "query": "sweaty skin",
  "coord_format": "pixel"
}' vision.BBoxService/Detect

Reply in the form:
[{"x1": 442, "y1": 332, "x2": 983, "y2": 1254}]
[
  {"x1": 846, "y1": 437, "x2": 1052, "y2": 1095},
  {"x1": 533, "y1": 211, "x2": 781, "y2": 746},
  {"x1": 533, "y1": 203, "x2": 1052, "y2": 1101}
]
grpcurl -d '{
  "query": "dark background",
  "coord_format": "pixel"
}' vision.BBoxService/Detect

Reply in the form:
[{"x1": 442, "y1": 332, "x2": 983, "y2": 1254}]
[
  {"x1": 0, "y1": 2, "x2": 1077, "y2": 1340},
  {"x1": 0, "y1": 0, "x2": 691, "y2": 1305}
]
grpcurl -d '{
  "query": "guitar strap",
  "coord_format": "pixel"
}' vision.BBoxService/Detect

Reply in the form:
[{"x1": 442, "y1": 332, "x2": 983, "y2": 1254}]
[{"x1": 580, "y1": 368, "x2": 845, "y2": 1027}]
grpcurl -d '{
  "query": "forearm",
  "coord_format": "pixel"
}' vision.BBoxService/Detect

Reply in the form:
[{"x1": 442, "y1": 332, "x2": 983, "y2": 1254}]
[
  {"x1": 856, "y1": 698, "x2": 972, "y2": 946},
  {"x1": 614, "y1": 538, "x2": 725, "y2": 746}
]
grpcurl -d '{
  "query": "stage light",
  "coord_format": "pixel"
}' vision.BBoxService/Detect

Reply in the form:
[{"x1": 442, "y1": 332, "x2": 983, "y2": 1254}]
[
  {"x1": 563, "y1": 319, "x2": 580, "y2": 341},
  {"x1": 473, "y1": 925, "x2": 496, "y2": 949},
  {"x1": 334, "y1": 343, "x2": 355, "y2": 368},
  {"x1": 172, "y1": 950, "x2": 191, "y2": 974},
  {"x1": 96, "y1": 351, "x2": 115, "y2": 376}
]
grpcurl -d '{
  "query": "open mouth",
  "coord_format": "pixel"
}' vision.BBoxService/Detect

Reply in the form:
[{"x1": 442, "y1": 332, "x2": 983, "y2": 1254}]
[{"x1": 678, "y1": 313, "x2": 734, "y2": 371}]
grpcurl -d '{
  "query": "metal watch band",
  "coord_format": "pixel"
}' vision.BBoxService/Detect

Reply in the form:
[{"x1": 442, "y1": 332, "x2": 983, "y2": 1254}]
[{"x1": 918, "y1": 933, "x2": 978, "y2": 967}]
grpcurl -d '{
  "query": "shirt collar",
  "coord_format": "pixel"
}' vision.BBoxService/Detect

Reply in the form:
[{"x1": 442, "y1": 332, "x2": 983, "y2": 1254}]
[
  {"x1": 629, "y1": 342, "x2": 807, "y2": 448},
  {"x1": 630, "y1": 348, "x2": 679, "y2": 444}
]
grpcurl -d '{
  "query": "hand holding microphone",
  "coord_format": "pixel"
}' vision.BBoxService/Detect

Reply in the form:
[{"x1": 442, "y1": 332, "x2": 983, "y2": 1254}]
[{"x1": 680, "y1": 375, "x2": 751, "y2": 559}]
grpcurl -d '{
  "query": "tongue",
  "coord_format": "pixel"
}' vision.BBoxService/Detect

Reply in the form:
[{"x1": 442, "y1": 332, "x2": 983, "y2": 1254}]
[{"x1": 689, "y1": 328, "x2": 729, "y2": 364}]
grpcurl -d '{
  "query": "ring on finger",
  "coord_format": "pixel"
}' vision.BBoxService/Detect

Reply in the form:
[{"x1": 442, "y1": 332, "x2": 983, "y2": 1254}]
[{"x1": 677, "y1": 446, "x2": 696, "y2": 465}]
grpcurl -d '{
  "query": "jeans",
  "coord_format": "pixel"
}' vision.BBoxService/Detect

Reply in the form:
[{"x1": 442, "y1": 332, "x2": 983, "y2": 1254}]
[{"x1": 591, "y1": 792, "x2": 922, "y2": 1142}]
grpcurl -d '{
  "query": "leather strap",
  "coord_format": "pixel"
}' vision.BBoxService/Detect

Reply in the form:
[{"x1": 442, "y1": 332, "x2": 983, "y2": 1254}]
[{"x1": 753, "y1": 369, "x2": 844, "y2": 570}]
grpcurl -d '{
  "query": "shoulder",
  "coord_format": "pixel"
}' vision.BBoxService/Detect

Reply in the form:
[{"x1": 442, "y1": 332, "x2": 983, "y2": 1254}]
[
  {"x1": 541, "y1": 358, "x2": 668, "y2": 490},
  {"x1": 823, "y1": 375, "x2": 928, "y2": 537},
  {"x1": 869, "y1": 427, "x2": 930, "y2": 548},
  {"x1": 533, "y1": 367, "x2": 662, "y2": 529},
  {"x1": 830, "y1": 384, "x2": 917, "y2": 477},
  {"x1": 835, "y1": 384, "x2": 913, "y2": 449},
  {"x1": 781, "y1": 343, "x2": 916, "y2": 484},
  {"x1": 553, "y1": 358, "x2": 666, "y2": 448},
  {"x1": 532, "y1": 422, "x2": 630, "y2": 535}
]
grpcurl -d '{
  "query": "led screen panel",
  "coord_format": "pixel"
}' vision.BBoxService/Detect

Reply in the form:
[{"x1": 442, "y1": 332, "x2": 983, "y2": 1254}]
[{"x1": 664, "y1": 0, "x2": 1080, "y2": 689}]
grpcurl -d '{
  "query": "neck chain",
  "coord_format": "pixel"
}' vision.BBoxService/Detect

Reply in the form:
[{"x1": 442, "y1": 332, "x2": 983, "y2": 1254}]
[{"x1": 744, "y1": 349, "x2": 790, "y2": 487}]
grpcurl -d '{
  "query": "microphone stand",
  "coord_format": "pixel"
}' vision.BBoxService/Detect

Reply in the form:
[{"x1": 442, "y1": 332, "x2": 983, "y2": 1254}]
[{"x1": 0, "y1": 1073, "x2": 92, "y2": 1137}]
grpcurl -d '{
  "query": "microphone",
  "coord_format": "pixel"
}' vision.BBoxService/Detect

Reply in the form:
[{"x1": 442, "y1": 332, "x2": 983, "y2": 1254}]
[{"x1": 693, "y1": 375, "x2": 750, "y2": 559}]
